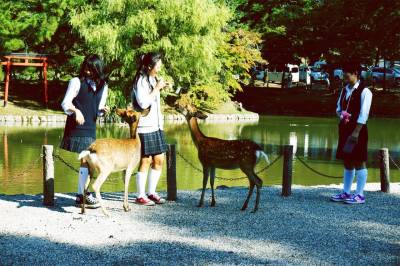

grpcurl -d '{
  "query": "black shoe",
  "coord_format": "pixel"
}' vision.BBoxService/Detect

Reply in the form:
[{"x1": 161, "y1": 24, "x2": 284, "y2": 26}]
[{"x1": 75, "y1": 192, "x2": 100, "y2": 209}]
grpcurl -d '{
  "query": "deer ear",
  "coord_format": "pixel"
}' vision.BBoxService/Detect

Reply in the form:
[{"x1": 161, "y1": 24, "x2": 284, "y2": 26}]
[{"x1": 116, "y1": 108, "x2": 126, "y2": 117}]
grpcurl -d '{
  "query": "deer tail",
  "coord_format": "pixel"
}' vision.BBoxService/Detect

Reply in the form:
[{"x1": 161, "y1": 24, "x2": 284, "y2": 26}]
[
  {"x1": 255, "y1": 149, "x2": 270, "y2": 165},
  {"x1": 78, "y1": 150, "x2": 91, "y2": 160}
]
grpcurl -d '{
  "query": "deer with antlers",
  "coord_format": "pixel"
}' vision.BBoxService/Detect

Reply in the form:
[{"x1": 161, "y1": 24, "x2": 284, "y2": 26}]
[
  {"x1": 175, "y1": 97, "x2": 269, "y2": 213},
  {"x1": 78, "y1": 108, "x2": 142, "y2": 216}
]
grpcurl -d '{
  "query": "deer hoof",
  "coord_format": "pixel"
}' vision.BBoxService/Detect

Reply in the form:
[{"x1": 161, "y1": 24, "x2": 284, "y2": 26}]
[
  {"x1": 123, "y1": 205, "x2": 131, "y2": 212},
  {"x1": 197, "y1": 203, "x2": 203, "y2": 208},
  {"x1": 240, "y1": 205, "x2": 248, "y2": 211},
  {"x1": 250, "y1": 208, "x2": 258, "y2": 213},
  {"x1": 211, "y1": 201, "x2": 216, "y2": 207}
]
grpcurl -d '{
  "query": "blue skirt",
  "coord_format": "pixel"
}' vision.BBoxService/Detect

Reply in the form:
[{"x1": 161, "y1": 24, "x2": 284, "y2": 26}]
[
  {"x1": 60, "y1": 136, "x2": 95, "y2": 153},
  {"x1": 139, "y1": 130, "x2": 168, "y2": 156}
]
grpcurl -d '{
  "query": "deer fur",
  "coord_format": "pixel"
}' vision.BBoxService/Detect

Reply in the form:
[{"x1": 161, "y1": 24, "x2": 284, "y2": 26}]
[
  {"x1": 78, "y1": 108, "x2": 141, "y2": 217},
  {"x1": 176, "y1": 99, "x2": 269, "y2": 213}
]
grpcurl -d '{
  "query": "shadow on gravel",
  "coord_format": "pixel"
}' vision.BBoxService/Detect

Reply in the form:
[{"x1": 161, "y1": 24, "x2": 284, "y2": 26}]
[
  {"x1": 0, "y1": 193, "x2": 73, "y2": 214},
  {"x1": 137, "y1": 187, "x2": 400, "y2": 264},
  {"x1": 0, "y1": 234, "x2": 274, "y2": 265}
]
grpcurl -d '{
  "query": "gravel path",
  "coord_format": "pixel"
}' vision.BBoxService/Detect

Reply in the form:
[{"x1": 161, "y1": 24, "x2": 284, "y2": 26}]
[{"x1": 0, "y1": 183, "x2": 399, "y2": 265}]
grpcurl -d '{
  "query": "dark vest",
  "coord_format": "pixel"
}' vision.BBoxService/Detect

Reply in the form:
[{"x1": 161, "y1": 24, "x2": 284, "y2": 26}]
[
  {"x1": 339, "y1": 81, "x2": 366, "y2": 126},
  {"x1": 64, "y1": 79, "x2": 104, "y2": 138}
]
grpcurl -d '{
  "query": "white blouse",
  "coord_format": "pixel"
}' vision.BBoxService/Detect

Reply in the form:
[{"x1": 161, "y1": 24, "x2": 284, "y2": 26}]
[
  {"x1": 132, "y1": 75, "x2": 164, "y2": 133},
  {"x1": 61, "y1": 77, "x2": 108, "y2": 116},
  {"x1": 336, "y1": 80, "x2": 372, "y2": 125}
]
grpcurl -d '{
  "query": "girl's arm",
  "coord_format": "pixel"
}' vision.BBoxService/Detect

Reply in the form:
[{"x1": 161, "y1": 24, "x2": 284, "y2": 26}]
[
  {"x1": 356, "y1": 88, "x2": 372, "y2": 124},
  {"x1": 351, "y1": 88, "x2": 373, "y2": 140},
  {"x1": 135, "y1": 76, "x2": 164, "y2": 109},
  {"x1": 61, "y1": 78, "x2": 80, "y2": 115},
  {"x1": 98, "y1": 84, "x2": 109, "y2": 116},
  {"x1": 61, "y1": 78, "x2": 85, "y2": 125}
]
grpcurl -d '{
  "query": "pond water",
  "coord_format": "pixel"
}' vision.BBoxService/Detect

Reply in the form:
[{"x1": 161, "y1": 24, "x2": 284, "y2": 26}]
[{"x1": 1, "y1": 116, "x2": 399, "y2": 195}]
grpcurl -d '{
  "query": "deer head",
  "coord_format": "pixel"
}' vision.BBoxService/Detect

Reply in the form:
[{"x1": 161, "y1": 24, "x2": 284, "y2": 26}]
[
  {"x1": 174, "y1": 96, "x2": 208, "y2": 120},
  {"x1": 116, "y1": 108, "x2": 141, "y2": 138}
]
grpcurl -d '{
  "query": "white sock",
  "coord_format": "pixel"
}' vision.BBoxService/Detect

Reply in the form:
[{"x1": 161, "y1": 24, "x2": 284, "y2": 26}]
[
  {"x1": 343, "y1": 169, "x2": 355, "y2": 194},
  {"x1": 136, "y1": 172, "x2": 147, "y2": 198},
  {"x1": 77, "y1": 167, "x2": 89, "y2": 195},
  {"x1": 147, "y1": 168, "x2": 162, "y2": 195},
  {"x1": 356, "y1": 169, "x2": 368, "y2": 196}
]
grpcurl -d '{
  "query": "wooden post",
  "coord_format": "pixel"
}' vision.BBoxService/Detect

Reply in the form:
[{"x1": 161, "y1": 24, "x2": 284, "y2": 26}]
[
  {"x1": 379, "y1": 148, "x2": 390, "y2": 193},
  {"x1": 43, "y1": 145, "x2": 55, "y2": 206},
  {"x1": 43, "y1": 59, "x2": 48, "y2": 105},
  {"x1": 166, "y1": 144, "x2": 177, "y2": 201},
  {"x1": 282, "y1": 144, "x2": 293, "y2": 197},
  {"x1": 4, "y1": 60, "x2": 11, "y2": 107}
]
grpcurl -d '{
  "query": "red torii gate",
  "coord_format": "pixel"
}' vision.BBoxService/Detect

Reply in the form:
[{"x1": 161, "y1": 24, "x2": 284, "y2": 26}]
[{"x1": 1, "y1": 53, "x2": 49, "y2": 107}]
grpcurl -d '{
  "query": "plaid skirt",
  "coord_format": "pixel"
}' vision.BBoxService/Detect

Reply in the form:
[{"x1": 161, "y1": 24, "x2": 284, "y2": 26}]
[
  {"x1": 60, "y1": 136, "x2": 95, "y2": 154},
  {"x1": 139, "y1": 130, "x2": 168, "y2": 156}
]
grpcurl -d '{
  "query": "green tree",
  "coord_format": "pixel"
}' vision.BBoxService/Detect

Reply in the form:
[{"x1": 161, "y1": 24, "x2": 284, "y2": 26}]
[
  {"x1": 0, "y1": 0, "x2": 69, "y2": 52},
  {"x1": 70, "y1": 0, "x2": 263, "y2": 109}
]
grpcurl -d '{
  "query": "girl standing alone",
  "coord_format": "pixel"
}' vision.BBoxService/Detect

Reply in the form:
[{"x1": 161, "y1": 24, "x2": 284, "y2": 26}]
[
  {"x1": 331, "y1": 62, "x2": 372, "y2": 204},
  {"x1": 132, "y1": 52, "x2": 169, "y2": 206},
  {"x1": 60, "y1": 54, "x2": 109, "y2": 208}
]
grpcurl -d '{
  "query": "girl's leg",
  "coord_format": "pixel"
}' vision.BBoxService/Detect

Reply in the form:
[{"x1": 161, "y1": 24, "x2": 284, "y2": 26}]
[
  {"x1": 77, "y1": 160, "x2": 89, "y2": 196},
  {"x1": 76, "y1": 159, "x2": 99, "y2": 207},
  {"x1": 147, "y1": 153, "x2": 164, "y2": 196},
  {"x1": 355, "y1": 161, "x2": 367, "y2": 196},
  {"x1": 137, "y1": 156, "x2": 152, "y2": 199},
  {"x1": 342, "y1": 160, "x2": 355, "y2": 194}
]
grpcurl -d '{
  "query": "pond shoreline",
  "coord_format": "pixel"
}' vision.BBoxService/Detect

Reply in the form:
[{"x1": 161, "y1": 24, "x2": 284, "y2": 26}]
[
  {"x1": 0, "y1": 112, "x2": 259, "y2": 126},
  {"x1": 0, "y1": 183, "x2": 399, "y2": 265}
]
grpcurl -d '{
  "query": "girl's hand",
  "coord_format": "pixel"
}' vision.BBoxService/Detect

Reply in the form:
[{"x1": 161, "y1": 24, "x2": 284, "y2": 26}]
[
  {"x1": 102, "y1": 106, "x2": 110, "y2": 114},
  {"x1": 155, "y1": 79, "x2": 167, "y2": 90},
  {"x1": 75, "y1": 109, "x2": 85, "y2": 125}
]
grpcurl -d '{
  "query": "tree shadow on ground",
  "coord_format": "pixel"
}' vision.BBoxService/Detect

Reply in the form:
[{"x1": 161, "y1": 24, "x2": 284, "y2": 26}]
[
  {"x1": 136, "y1": 186, "x2": 400, "y2": 264},
  {"x1": 0, "y1": 234, "x2": 274, "y2": 265}
]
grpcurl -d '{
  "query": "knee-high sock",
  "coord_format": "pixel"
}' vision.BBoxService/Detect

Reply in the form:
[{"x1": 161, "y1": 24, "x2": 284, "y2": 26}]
[
  {"x1": 78, "y1": 167, "x2": 89, "y2": 195},
  {"x1": 147, "y1": 168, "x2": 162, "y2": 195},
  {"x1": 136, "y1": 172, "x2": 147, "y2": 198},
  {"x1": 355, "y1": 169, "x2": 368, "y2": 196},
  {"x1": 343, "y1": 169, "x2": 355, "y2": 194}
]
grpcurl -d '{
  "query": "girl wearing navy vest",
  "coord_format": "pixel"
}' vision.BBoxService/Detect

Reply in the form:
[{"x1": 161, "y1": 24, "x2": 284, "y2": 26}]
[
  {"x1": 131, "y1": 52, "x2": 169, "y2": 206},
  {"x1": 331, "y1": 62, "x2": 372, "y2": 204},
  {"x1": 60, "y1": 54, "x2": 109, "y2": 208}
]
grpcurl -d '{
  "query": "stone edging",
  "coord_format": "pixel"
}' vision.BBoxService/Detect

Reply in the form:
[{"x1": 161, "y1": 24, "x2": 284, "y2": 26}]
[{"x1": 0, "y1": 113, "x2": 259, "y2": 125}]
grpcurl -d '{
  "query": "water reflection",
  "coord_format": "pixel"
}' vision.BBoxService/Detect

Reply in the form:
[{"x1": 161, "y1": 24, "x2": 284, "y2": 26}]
[{"x1": 1, "y1": 116, "x2": 399, "y2": 195}]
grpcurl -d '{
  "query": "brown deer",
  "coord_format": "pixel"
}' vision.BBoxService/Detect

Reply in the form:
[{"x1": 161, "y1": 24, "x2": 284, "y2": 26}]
[
  {"x1": 78, "y1": 108, "x2": 142, "y2": 217},
  {"x1": 175, "y1": 98, "x2": 269, "y2": 213}
]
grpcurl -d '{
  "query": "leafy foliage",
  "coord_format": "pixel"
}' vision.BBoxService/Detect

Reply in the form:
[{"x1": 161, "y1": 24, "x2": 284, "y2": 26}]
[{"x1": 70, "y1": 0, "x2": 263, "y2": 109}]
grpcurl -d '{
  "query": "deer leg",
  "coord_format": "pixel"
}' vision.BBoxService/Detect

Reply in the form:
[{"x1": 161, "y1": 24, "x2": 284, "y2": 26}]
[
  {"x1": 198, "y1": 166, "x2": 209, "y2": 207},
  {"x1": 241, "y1": 180, "x2": 255, "y2": 211},
  {"x1": 251, "y1": 173, "x2": 263, "y2": 213},
  {"x1": 92, "y1": 171, "x2": 111, "y2": 217},
  {"x1": 210, "y1": 167, "x2": 216, "y2": 207},
  {"x1": 123, "y1": 167, "x2": 134, "y2": 212}
]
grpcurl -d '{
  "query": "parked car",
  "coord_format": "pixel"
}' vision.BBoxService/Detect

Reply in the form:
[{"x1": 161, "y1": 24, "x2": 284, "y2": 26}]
[
  {"x1": 371, "y1": 67, "x2": 400, "y2": 85},
  {"x1": 267, "y1": 64, "x2": 300, "y2": 86},
  {"x1": 299, "y1": 65, "x2": 311, "y2": 85},
  {"x1": 251, "y1": 64, "x2": 268, "y2": 81},
  {"x1": 334, "y1": 68, "x2": 343, "y2": 80},
  {"x1": 310, "y1": 67, "x2": 328, "y2": 83},
  {"x1": 334, "y1": 65, "x2": 372, "y2": 82}
]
